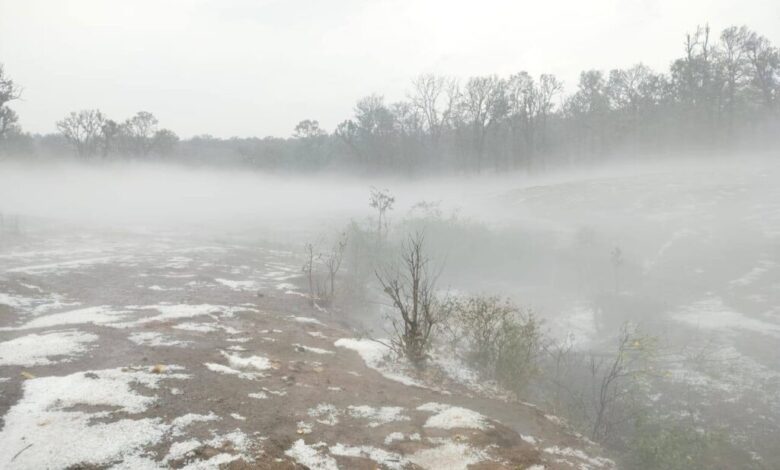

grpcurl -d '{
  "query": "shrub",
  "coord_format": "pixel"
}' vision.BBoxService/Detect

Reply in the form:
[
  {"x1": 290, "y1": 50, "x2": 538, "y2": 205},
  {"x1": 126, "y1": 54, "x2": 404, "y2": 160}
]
[
  {"x1": 376, "y1": 232, "x2": 445, "y2": 366},
  {"x1": 447, "y1": 295, "x2": 542, "y2": 392}
]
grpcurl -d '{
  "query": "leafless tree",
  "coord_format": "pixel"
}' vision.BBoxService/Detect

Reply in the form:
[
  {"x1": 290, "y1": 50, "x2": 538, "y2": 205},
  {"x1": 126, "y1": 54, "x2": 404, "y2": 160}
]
[
  {"x1": 588, "y1": 324, "x2": 654, "y2": 442},
  {"x1": 376, "y1": 232, "x2": 444, "y2": 366},
  {"x1": 719, "y1": 26, "x2": 751, "y2": 132},
  {"x1": 323, "y1": 232, "x2": 347, "y2": 298},
  {"x1": 460, "y1": 75, "x2": 505, "y2": 172},
  {"x1": 302, "y1": 242, "x2": 319, "y2": 307},
  {"x1": 409, "y1": 74, "x2": 456, "y2": 154},
  {"x1": 369, "y1": 187, "x2": 395, "y2": 241},
  {"x1": 122, "y1": 111, "x2": 159, "y2": 156},
  {"x1": 56, "y1": 109, "x2": 107, "y2": 157}
]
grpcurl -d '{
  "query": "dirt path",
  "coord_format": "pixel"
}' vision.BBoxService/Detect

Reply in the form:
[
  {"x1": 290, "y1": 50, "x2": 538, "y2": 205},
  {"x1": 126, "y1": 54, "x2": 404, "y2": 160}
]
[{"x1": 0, "y1": 230, "x2": 613, "y2": 469}]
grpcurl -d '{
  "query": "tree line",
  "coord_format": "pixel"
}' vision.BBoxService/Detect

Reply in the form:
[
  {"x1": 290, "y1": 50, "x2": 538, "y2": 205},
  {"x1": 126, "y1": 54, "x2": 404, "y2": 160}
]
[{"x1": 1, "y1": 24, "x2": 778, "y2": 173}]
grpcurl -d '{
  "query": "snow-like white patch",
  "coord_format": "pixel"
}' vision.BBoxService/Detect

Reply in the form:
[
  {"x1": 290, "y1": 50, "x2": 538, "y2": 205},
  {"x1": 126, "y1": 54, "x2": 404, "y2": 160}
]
[
  {"x1": 308, "y1": 403, "x2": 340, "y2": 426},
  {"x1": 330, "y1": 443, "x2": 407, "y2": 470},
  {"x1": 294, "y1": 343, "x2": 334, "y2": 354},
  {"x1": 221, "y1": 351, "x2": 273, "y2": 371},
  {"x1": 0, "y1": 292, "x2": 37, "y2": 309},
  {"x1": 407, "y1": 439, "x2": 490, "y2": 470},
  {"x1": 384, "y1": 432, "x2": 421, "y2": 445},
  {"x1": 544, "y1": 414, "x2": 567, "y2": 427},
  {"x1": 0, "y1": 366, "x2": 187, "y2": 469},
  {"x1": 432, "y1": 353, "x2": 506, "y2": 398},
  {"x1": 0, "y1": 330, "x2": 98, "y2": 366},
  {"x1": 262, "y1": 387, "x2": 287, "y2": 396},
  {"x1": 285, "y1": 439, "x2": 338, "y2": 470},
  {"x1": 384, "y1": 432, "x2": 405, "y2": 444},
  {"x1": 204, "y1": 363, "x2": 263, "y2": 380},
  {"x1": 662, "y1": 344, "x2": 780, "y2": 397},
  {"x1": 107, "y1": 303, "x2": 249, "y2": 329},
  {"x1": 215, "y1": 278, "x2": 259, "y2": 291},
  {"x1": 206, "y1": 429, "x2": 251, "y2": 454},
  {"x1": 0, "y1": 291, "x2": 78, "y2": 315},
  {"x1": 4, "y1": 305, "x2": 129, "y2": 330},
  {"x1": 173, "y1": 322, "x2": 220, "y2": 333},
  {"x1": 129, "y1": 331, "x2": 189, "y2": 347},
  {"x1": 171, "y1": 412, "x2": 220, "y2": 436},
  {"x1": 308, "y1": 331, "x2": 327, "y2": 338},
  {"x1": 293, "y1": 316, "x2": 324, "y2": 325},
  {"x1": 6, "y1": 256, "x2": 115, "y2": 274},
  {"x1": 297, "y1": 421, "x2": 313, "y2": 434},
  {"x1": 334, "y1": 338, "x2": 425, "y2": 387},
  {"x1": 520, "y1": 434, "x2": 538, "y2": 445},
  {"x1": 729, "y1": 260, "x2": 775, "y2": 287},
  {"x1": 227, "y1": 337, "x2": 252, "y2": 343},
  {"x1": 417, "y1": 402, "x2": 491, "y2": 430},
  {"x1": 146, "y1": 285, "x2": 182, "y2": 292},
  {"x1": 180, "y1": 452, "x2": 240, "y2": 469},
  {"x1": 231, "y1": 413, "x2": 246, "y2": 421},
  {"x1": 544, "y1": 446, "x2": 614, "y2": 468},
  {"x1": 673, "y1": 297, "x2": 780, "y2": 338},
  {"x1": 347, "y1": 405, "x2": 410, "y2": 427},
  {"x1": 248, "y1": 391, "x2": 268, "y2": 399},
  {"x1": 166, "y1": 439, "x2": 201, "y2": 461}
]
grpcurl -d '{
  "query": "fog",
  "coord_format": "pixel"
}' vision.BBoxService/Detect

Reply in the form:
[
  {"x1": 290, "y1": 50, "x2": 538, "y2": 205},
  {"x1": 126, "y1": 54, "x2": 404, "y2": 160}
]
[
  {"x1": 2, "y1": 155, "x2": 777, "y2": 334},
  {"x1": 2, "y1": 3, "x2": 780, "y2": 467},
  {"x1": 2, "y1": 155, "x2": 779, "y2": 468}
]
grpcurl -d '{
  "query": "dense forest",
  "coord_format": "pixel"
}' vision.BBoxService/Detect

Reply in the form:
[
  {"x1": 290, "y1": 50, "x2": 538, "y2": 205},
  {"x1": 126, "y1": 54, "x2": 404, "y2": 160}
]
[{"x1": 1, "y1": 24, "x2": 778, "y2": 173}]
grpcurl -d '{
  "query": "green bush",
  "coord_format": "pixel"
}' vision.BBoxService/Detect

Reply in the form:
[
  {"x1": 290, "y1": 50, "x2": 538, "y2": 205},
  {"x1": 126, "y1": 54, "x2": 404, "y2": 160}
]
[
  {"x1": 625, "y1": 415, "x2": 746, "y2": 470},
  {"x1": 447, "y1": 295, "x2": 542, "y2": 392}
]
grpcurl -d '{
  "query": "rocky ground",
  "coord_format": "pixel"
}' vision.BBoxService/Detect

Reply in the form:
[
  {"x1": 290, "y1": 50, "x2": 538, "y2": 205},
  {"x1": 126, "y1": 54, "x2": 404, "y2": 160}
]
[{"x1": 0, "y1": 228, "x2": 613, "y2": 470}]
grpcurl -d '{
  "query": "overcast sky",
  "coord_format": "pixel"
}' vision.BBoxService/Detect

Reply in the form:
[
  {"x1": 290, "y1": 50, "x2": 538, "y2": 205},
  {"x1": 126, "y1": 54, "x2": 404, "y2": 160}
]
[{"x1": 1, "y1": 0, "x2": 779, "y2": 138}]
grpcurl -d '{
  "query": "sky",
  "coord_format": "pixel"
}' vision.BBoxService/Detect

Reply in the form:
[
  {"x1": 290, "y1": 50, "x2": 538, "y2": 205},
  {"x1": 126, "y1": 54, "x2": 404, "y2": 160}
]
[{"x1": 1, "y1": 0, "x2": 779, "y2": 139}]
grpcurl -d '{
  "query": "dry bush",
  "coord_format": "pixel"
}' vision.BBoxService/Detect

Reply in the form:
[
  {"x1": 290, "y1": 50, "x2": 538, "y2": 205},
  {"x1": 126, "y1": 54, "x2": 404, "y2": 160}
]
[{"x1": 376, "y1": 232, "x2": 445, "y2": 366}]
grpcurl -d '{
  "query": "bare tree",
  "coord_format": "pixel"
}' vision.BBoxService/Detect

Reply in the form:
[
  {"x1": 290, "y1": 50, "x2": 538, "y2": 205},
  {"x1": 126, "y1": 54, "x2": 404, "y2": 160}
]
[
  {"x1": 122, "y1": 111, "x2": 159, "y2": 156},
  {"x1": 588, "y1": 324, "x2": 654, "y2": 442},
  {"x1": 56, "y1": 109, "x2": 107, "y2": 157},
  {"x1": 409, "y1": 74, "x2": 456, "y2": 154},
  {"x1": 376, "y1": 232, "x2": 443, "y2": 366},
  {"x1": 369, "y1": 187, "x2": 395, "y2": 241},
  {"x1": 460, "y1": 75, "x2": 505, "y2": 172},
  {"x1": 719, "y1": 26, "x2": 751, "y2": 133},
  {"x1": 302, "y1": 242, "x2": 320, "y2": 307},
  {"x1": 323, "y1": 232, "x2": 348, "y2": 298}
]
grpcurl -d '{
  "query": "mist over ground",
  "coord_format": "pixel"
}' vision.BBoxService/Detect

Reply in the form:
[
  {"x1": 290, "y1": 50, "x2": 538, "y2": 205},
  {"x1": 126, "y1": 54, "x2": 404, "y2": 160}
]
[
  {"x1": 1, "y1": 152, "x2": 779, "y2": 470},
  {"x1": 2, "y1": 3, "x2": 780, "y2": 468}
]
